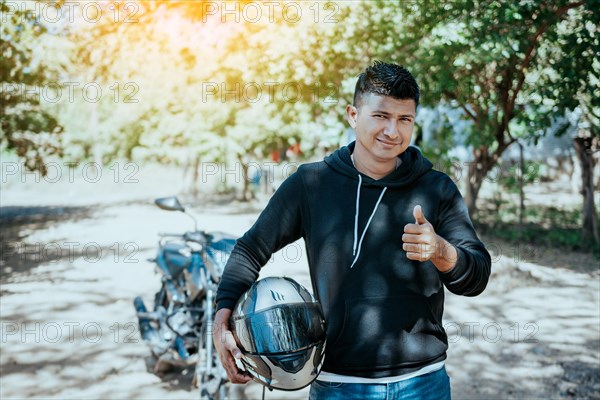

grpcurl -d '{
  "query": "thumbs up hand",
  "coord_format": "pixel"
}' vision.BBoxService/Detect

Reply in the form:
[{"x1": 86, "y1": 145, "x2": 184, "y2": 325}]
[
  {"x1": 413, "y1": 204, "x2": 428, "y2": 225},
  {"x1": 403, "y1": 205, "x2": 458, "y2": 271},
  {"x1": 402, "y1": 205, "x2": 437, "y2": 263}
]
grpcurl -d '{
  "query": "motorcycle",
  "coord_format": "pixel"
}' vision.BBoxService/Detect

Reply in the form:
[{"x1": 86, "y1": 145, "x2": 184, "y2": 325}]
[{"x1": 133, "y1": 197, "x2": 236, "y2": 399}]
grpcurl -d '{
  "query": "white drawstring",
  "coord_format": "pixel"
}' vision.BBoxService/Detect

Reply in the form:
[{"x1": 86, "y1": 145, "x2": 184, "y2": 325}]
[
  {"x1": 352, "y1": 174, "x2": 362, "y2": 256},
  {"x1": 350, "y1": 175, "x2": 387, "y2": 269}
]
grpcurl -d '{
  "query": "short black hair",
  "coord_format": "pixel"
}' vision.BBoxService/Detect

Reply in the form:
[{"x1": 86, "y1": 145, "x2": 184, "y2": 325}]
[{"x1": 353, "y1": 61, "x2": 420, "y2": 108}]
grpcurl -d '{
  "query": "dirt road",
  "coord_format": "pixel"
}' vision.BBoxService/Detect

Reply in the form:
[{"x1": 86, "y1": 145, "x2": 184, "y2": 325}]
[{"x1": 1, "y1": 191, "x2": 598, "y2": 399}]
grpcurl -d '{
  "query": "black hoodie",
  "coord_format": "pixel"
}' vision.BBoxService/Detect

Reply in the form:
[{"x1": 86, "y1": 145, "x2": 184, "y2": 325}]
[{"x1": 216, "y1": 142, "x2": 491, "y2": 378}]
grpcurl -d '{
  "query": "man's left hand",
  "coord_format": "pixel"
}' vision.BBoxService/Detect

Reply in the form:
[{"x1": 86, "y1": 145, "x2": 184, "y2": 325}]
[{"x1": 402, "y1": 205, "x2": 457, "y2": 272}]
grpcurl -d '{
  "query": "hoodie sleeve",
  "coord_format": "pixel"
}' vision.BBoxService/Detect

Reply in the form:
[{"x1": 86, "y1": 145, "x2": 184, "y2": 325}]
[
  {"x1": 434, "y1": 176, "x2": 491, "y2": 296},
  {"x1": 216, "y1": 170, "x2": 306, "y2": 311}
]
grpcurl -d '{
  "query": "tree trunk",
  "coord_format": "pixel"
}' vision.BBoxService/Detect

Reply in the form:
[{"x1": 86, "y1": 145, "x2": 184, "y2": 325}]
[
  {"x1": 465, "y1": 171, "x2": 483, "y2": 217},
  {"x1": 191, "y1": 156, "x2": 200, "y2": 196},
  {"x1": 237, "y1": 154, "x2": 254, "y2": 202},
  {"x1": 465, "y1": 149, "x2": 493, "y2": 217},
  {"x1": 573, "y1": 137, "x2": 599, "y2": 247},
  {"x1": 518, "y1": 141, "x2": 525, "y2": 234},
  {"x1": 465, "y1": 138, "x2": 515, "y2": 217},
  {"x1": 91, "y1": 101, "x2": 102, "y2": 168}
]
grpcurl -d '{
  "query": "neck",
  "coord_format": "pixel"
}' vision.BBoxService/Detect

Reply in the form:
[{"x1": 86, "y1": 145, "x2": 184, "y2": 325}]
[{"x1": 351, "y1": 149, "x2": 400, "y2": 180}]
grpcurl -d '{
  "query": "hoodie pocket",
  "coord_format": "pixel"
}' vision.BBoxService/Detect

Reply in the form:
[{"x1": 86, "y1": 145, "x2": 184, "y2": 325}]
[{"x1": 326, "y1": 294, "x2": 447, "y2": 371}]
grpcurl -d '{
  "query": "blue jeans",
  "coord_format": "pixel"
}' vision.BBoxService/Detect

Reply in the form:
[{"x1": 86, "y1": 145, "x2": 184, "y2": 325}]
[{"x1": 309, "y1": 366, "x2": 451, "y2": 400}]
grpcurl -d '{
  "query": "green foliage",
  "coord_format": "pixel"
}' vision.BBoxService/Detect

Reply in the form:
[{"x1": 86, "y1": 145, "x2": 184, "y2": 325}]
[
  {"x1": 1, "y1": 0, "x2": 63, "y2": 173},
  {"x1": 496, "y1": 160, "x2": 540, "y2": 194},
  {"x1": 3, "y1": 0, "x2": 597, "y2": 210},
  {"x1": 477, "y1": 203, "x2": 600, "y2": 255},
  {"x1": 408, "y1": 0, "x2": 595, "y2": 140},
  {"x1": 415, "y1": 105, "x2": 462, "y2": 166}
]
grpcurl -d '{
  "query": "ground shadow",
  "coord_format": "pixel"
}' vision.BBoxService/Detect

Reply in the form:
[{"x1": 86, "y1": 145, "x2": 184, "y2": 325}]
[
  {"x1": 142, "y1": 355, "x2": 196, "y2": 392},
  {"x1": 0, "y1": 205, "x2": 94, "y2": 285}
]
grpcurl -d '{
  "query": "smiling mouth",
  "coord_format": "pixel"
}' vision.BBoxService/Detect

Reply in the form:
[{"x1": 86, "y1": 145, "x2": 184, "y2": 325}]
[{"x1": 376, "y1": 138, "x2": 399, "y2": 146}]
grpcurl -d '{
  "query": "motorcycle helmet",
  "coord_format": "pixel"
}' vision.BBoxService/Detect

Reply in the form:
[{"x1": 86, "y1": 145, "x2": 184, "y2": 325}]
[{"x1": 230, "y1": 276, "x2": 326, "y2": 390}]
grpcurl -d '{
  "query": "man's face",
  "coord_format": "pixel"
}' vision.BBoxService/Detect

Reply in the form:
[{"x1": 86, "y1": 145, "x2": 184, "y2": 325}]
[{"x1": 346, "y1": 93, "x2": 416, "y2": 163}]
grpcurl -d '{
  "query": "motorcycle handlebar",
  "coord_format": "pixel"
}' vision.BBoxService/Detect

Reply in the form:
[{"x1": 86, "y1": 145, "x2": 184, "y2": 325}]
[{"x1": 159, "y1": 231, "x2": 208, "y2": 237}]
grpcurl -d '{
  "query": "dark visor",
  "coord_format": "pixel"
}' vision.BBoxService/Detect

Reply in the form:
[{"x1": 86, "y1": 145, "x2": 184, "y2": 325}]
[{"x1": 234, "y1": 303, "x2": 326, "y2": 354}]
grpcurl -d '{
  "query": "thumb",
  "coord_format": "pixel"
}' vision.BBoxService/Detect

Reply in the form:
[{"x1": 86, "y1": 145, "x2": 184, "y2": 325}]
[
  {"x1": 413, "y1": 205, "x2": 427, "y2": 225},
  {"x1": 224, "y1": 331, "x2": 243, "y2": 359},
  {"x1": 231, "y1": 347, "x2": 243, "y2": 360}
]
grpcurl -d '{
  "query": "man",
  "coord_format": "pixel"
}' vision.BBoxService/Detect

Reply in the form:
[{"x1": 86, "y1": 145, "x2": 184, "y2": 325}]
[{"x1": 214, "y1": 61, "x2": 491, "y2": 399}]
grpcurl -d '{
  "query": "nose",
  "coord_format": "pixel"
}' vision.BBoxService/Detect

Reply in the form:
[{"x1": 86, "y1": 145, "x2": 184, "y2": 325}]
[{"x1": 383, "y1": 119, "x2": 400, "y2": 138}]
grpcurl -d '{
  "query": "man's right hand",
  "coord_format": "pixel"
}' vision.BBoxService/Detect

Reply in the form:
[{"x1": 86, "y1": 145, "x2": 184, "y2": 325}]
[{"x1": 213, "y1": 308, "x2": 253, "y2": 384}]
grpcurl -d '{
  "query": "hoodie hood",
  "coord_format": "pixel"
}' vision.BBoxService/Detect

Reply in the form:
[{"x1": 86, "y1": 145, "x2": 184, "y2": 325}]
[
  {"x1": 324, "y1": 141, "x2": 434, "y2": 268},
  {"x1": 324, "y1": 141, "x2": 433, "y2": 188}
]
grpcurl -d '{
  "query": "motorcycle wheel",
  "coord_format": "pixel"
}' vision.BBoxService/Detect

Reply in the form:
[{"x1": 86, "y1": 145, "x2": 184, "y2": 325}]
[
  {"x1": 195, "y1": 352, "x2": 230, "y2": 400},
  {"x1": 195, "y1": 309, "x2": 230, "y2": 399}
]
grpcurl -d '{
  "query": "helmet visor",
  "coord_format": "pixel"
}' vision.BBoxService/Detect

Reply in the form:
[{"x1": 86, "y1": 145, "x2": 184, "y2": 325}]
[{"x1": 233, "y1": 303, "x2": 326, "y2": 354}]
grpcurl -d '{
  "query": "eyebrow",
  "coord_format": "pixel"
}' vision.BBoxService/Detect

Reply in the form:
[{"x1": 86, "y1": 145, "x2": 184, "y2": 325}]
[{"x1": 372, "y1": 110, "x2": 415, "y2": 118}]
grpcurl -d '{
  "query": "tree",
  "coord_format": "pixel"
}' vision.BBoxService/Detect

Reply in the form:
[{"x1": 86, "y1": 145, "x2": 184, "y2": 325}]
[
  {"x1": 546, "y1": 1, "x2": 599, "y2": 247},
  {"x1": 1, "y1": 0, "x2": 63, "y2": 174},
  {"x1": 62, "y1": 2, "x2": 227, "y2": 172},
  {"x1": 406, "y1": 0, "x2": 594, "y2": 215},
  {"x1": 573, "y1": 135, "x2": 599, "y2": 247}
]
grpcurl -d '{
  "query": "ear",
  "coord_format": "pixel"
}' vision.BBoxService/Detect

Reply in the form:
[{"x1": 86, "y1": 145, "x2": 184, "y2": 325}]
[{"x1": 346, "y1": 104, "x2": 358, "y2": 128}]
